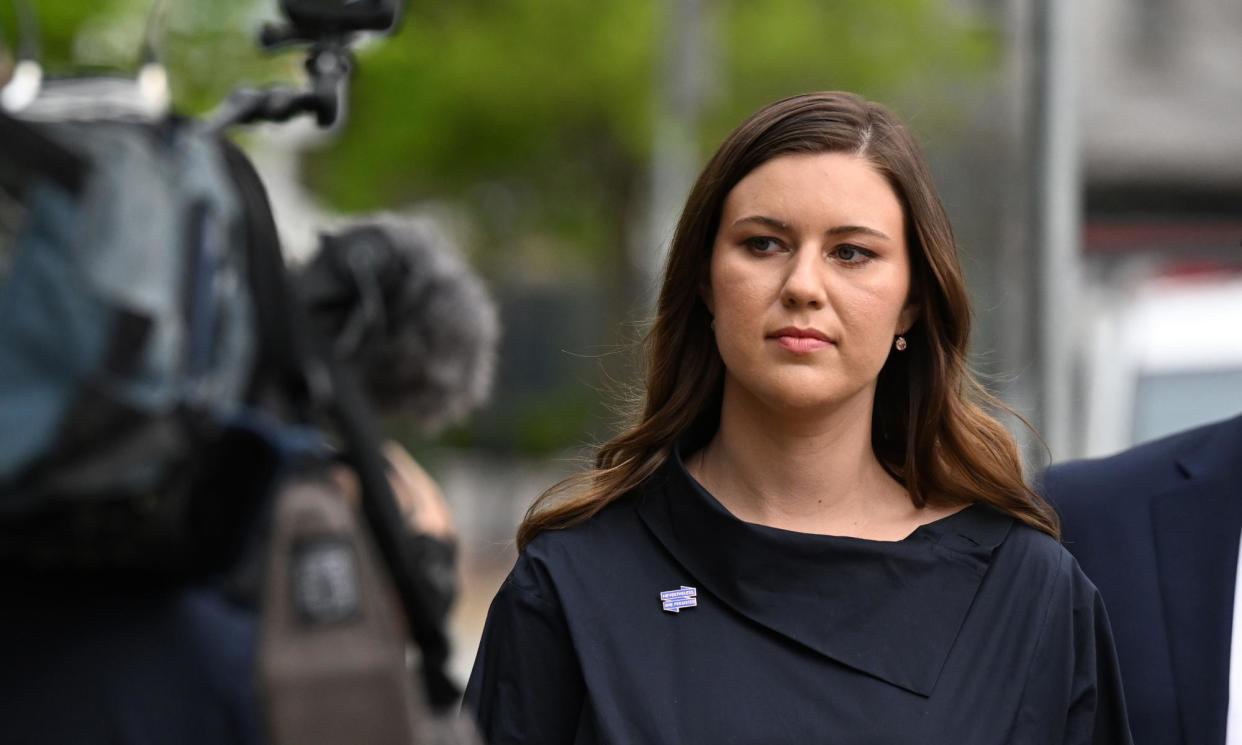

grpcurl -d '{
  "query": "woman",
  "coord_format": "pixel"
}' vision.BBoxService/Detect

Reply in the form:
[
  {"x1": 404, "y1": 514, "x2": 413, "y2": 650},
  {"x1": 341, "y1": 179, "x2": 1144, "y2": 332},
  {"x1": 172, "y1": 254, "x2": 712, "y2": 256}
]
[{"x1": 464, "y1": 92, "x2": 1132, "y2": 744}]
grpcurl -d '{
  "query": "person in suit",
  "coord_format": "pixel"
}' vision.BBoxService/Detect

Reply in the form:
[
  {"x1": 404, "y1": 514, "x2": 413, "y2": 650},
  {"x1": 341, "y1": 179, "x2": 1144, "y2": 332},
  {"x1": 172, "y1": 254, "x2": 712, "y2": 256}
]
[{"x1": 1040, "y1": 413, "x2": 1242, "y2": 745}]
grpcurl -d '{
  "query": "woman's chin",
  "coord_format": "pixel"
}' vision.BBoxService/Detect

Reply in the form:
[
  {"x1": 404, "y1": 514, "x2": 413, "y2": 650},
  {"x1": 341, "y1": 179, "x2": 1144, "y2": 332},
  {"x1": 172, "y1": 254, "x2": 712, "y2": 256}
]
[{"x1": 742, "y1": 383, "x2": 872, "y2": 420}]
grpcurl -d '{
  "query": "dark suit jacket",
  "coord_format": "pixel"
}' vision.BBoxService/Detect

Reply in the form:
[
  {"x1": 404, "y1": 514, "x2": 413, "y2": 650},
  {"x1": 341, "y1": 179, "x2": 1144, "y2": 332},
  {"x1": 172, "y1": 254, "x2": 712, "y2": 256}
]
[{"x1": 1041, "y1": 414, "x2": 1242, "y2": 745}]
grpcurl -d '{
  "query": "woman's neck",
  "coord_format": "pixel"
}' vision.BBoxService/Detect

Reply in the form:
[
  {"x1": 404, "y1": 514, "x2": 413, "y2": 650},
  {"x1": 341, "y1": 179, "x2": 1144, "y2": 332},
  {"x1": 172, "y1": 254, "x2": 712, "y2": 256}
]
[{"x1": 691, "y1": 379, "x2": 933, "y2": 540}]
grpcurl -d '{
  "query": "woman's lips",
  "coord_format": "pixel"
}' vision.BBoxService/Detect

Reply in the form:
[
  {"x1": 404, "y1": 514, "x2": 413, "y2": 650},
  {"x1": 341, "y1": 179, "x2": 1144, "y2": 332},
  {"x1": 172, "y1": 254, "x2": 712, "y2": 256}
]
[
  {"x1": 768, "y1": 328, "x2": 835, "y2": 354},
  {"x1": 773, "y1": 335, "x2": 832, "y2": 354}
]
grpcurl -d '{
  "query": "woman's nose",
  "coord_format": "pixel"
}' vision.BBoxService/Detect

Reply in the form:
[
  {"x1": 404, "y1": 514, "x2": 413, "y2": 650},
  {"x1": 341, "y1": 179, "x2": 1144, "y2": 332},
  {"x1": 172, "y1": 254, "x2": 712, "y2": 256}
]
[{"x1": 780, "y1": 246, "x2": 826, "y2": 309}]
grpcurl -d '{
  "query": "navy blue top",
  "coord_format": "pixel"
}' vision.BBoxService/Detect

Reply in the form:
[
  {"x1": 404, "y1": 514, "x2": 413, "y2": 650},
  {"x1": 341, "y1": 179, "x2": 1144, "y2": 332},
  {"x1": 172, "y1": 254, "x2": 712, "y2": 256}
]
[{"x1": 465, "y1": 448, "x2": 1133, "y2": 744}]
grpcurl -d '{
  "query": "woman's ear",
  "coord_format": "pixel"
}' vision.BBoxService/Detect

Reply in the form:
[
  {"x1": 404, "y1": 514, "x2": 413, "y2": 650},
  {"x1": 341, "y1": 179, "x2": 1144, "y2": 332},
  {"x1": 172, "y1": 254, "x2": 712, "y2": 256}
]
[
  {"x1": 897, "y1": 301, "x2": 920, "y2": 335},
  {"x1": 700, "y1": 279, "x2": 715, "y2": 317}
]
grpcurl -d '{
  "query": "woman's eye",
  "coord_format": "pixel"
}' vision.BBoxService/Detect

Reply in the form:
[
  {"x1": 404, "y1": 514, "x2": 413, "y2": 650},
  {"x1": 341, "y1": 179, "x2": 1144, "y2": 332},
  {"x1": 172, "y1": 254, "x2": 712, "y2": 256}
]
[
  {"x1": 742, "y1": 236, "x2": 782, "y2": 254},
  {"x1": 832, "y1": 245, "x2": 871, "y2": 263}
]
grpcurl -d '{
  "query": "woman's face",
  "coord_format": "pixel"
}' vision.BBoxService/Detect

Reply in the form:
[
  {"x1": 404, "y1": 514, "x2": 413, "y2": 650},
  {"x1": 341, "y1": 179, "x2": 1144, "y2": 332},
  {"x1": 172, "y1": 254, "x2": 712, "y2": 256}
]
[{"x1": 705, "y1": 151, "x2": 917, "y2": 416}]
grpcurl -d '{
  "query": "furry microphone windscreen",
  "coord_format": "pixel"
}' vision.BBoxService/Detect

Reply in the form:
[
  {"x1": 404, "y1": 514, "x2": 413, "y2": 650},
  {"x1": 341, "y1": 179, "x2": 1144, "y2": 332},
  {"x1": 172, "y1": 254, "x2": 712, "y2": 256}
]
[{"x1": 302, "y1": 215, "x2": 499, "y2": 432}]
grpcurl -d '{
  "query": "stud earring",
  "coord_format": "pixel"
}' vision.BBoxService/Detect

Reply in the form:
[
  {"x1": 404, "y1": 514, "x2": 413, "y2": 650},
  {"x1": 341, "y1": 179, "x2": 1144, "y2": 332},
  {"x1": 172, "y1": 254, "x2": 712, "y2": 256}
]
[{"x1": 894, "y1": 335, "x2": 907, "y2": 351}]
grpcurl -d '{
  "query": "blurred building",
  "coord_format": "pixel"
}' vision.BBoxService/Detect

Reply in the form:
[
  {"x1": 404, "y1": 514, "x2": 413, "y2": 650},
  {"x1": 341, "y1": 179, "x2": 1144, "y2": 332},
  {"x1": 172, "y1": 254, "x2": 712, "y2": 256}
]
[
  {"x1": 958, "y1": 0, "x2": 1242, "y2": 460},
  {"x1": 1077, "y1": 0, "x2": 1242, "y2": 455}
]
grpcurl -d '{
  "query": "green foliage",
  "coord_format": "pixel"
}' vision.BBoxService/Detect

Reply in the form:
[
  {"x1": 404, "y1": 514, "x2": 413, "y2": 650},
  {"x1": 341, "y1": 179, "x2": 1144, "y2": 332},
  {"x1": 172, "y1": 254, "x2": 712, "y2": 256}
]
[
  {"x1": 155, "y1": 1, "x2": 300, "y2": 113},
  {"x1": 385, "y1": 384, "x2": 601, "y2": 456},
  {"x1": 0, "y1": 1, "x2": 127, "y2": 69},
  {"x1": 324, "y1": 0, "x2": 656, "y2": 194},
  {"x1": 303, "y1": 0, "x2": 996, "y2": 268},
  {"x1": 706, "y1": 0, "x2": 997, "y2": 146},
  {"x1": 303, "y1": 0, "x2": 659, "y2": 275},
  {"x1": 0, "y1": 1, "x2": 301, "y2": 112}
]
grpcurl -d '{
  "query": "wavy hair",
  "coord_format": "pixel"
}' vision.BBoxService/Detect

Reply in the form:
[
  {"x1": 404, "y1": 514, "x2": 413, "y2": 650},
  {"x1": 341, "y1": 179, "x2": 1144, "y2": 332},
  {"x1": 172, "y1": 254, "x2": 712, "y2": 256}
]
[{"x1": 517, "y1": 91, "x2": 1058, "y2": 549}]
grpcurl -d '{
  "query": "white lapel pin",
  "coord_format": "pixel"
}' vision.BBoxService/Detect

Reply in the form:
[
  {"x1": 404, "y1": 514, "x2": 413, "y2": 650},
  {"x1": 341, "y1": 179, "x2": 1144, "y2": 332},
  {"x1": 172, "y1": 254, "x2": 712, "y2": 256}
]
[{"x1": 660, "y1": 585, "x2": 697, "y2": 613}]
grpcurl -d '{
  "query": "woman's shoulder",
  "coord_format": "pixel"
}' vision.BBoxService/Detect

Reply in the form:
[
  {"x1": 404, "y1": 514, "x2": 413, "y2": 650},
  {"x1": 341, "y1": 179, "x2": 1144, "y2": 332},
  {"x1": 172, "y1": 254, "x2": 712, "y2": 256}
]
[
  {"x1": 515, "y1": 491, "x2": 650, "y2": 582},
  {"x1": 931, "y1": 502, "x2": 1084, "y2": 596},
  {"x1": 993, "y1": 516, "x2": 1099, "y2": 602}
]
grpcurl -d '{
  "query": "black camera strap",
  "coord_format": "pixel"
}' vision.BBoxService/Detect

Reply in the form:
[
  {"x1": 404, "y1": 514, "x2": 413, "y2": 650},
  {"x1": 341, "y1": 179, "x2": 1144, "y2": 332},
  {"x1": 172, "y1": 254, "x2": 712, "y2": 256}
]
[{"x1": 220, "y1": 142, "x2": 460, "y2": 710}]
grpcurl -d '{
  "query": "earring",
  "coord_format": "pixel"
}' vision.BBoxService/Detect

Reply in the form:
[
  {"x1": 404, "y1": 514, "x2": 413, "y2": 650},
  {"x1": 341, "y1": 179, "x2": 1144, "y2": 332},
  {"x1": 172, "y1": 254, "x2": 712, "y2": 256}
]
[
  {"x1": 894, "y1": 335, "x2": 907, "y2": 351},
  {"x1": 710, "y1": 318, "x2": 716, "y2": 330}
]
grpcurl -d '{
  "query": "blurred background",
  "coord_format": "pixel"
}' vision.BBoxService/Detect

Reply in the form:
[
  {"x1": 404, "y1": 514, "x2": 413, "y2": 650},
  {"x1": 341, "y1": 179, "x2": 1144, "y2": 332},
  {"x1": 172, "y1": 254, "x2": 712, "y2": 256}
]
[{"x1": 4, "y1": 0, "x2": 1240, "y2": 683}]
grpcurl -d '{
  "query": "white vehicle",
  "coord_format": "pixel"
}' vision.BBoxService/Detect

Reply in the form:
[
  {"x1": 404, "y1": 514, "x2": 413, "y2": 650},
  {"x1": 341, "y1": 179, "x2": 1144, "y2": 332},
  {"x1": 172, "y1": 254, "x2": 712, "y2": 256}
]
[{"x1": 1082, "y1": 269, "x2": 1242, "y2": 457}]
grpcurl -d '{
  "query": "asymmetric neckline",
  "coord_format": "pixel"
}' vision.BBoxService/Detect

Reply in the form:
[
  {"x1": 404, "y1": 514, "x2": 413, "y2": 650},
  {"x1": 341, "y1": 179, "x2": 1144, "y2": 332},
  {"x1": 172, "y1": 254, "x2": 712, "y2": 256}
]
[
  {"x1": 635, "y1": 445, "x2": 1014, "y2": 696},
  {"x1": 678, "y1": 444, "x2": 982, "y2": 545}
]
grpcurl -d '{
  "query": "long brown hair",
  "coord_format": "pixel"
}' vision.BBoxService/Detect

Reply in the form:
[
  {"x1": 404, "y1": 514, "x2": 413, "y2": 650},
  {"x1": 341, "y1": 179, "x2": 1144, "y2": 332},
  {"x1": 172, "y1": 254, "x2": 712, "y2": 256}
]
[{"x1": 517, "y1": 91, "x2": 1059, "y2": 549}]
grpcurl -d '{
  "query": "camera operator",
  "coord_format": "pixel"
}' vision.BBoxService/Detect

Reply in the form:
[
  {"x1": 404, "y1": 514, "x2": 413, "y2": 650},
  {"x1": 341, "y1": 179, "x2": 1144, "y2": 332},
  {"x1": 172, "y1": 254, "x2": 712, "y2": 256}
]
[
  {"x1": 0, "y1": 205, "x2": 496, "y2": 744},
  {"x1": 0, "y1": 1, "x2": 496, "y2": 741}
]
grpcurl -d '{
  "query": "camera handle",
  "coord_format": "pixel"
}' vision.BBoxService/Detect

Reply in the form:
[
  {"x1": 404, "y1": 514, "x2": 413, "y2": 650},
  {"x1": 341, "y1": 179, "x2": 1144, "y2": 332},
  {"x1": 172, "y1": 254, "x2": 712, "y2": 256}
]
[{"x1": 202, "y1": 35, "x2": 353, "y2": 134}]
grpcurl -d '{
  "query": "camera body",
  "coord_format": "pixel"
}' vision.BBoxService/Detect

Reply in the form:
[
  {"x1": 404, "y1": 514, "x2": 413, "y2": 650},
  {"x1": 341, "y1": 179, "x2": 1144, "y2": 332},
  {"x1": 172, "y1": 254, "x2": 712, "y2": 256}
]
[{"x1": 280, "y1": 0, "x2": 402, "y2": 36}]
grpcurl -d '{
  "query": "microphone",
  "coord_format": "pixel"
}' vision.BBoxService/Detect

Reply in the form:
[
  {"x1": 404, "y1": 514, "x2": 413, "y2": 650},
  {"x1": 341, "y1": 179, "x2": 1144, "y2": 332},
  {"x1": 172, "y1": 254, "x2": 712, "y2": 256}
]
[
  {"x1": 296, "y1": 214, "x2": 499, "y2": 431},
  {"x1": 289, "y1": 214, "x2": 497, "y2": 709}
]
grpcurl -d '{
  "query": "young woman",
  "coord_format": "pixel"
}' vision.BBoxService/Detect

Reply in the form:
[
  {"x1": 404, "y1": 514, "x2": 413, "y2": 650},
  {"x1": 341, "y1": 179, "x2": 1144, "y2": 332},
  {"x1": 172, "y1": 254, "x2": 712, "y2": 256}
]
[{"x1": 464, "y1": 92, "x2": 1132, "y2": 744}]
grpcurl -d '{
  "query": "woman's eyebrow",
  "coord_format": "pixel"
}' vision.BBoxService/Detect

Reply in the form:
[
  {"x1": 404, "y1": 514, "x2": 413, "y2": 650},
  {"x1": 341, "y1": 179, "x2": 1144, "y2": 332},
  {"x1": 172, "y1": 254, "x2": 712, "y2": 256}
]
[
  {"x1": 730, "y1": 216, "x2": 891, "y2": 242},
  {"x1": 826, "y1": 224, "x2": 891, "y2": 241},
  {"x1": 730, "y1": 215, "x2": 790, "y2": 231}
]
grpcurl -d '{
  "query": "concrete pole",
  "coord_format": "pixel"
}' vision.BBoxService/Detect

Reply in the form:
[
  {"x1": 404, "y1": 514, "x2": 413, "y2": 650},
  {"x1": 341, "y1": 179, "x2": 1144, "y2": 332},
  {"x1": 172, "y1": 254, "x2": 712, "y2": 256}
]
[
  {"x1": 641, "y1": 0, "x2": 707, "y2": 306},
  {"x1": 1030, "y1": 0, "x2": 1083, "y2": 460},
  {"x1": 993, "y1": 0, "x2": 1039, "y2": 463}
]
